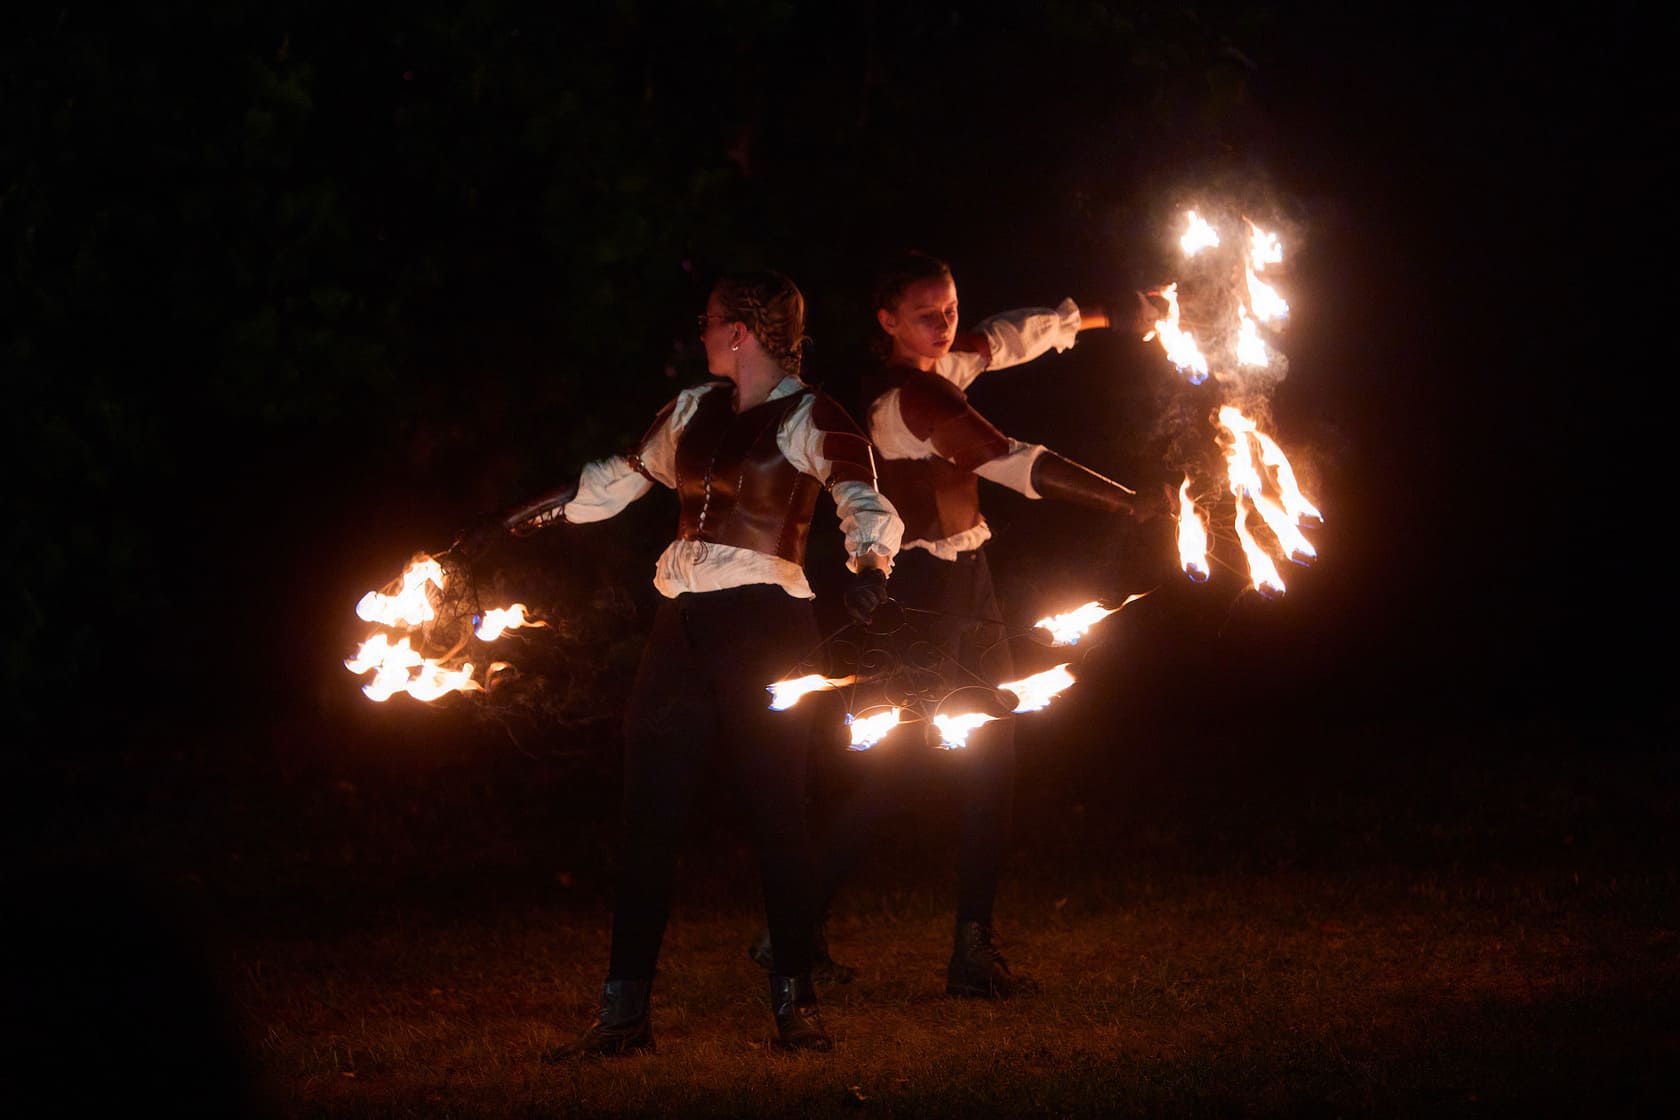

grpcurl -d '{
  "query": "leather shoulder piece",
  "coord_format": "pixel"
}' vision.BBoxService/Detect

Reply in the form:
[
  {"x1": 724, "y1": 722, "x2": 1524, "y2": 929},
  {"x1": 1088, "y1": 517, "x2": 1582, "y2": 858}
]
[
  {"x1": 896, "y1": 371, "x2": 1011, "y2": 472},
  {"x1": 893, "y1": 369, "x2": 973, "y2": 436},
  {"x1": 625, "y1": 395, "x2": 681, "y2": 482},
  {"x1": 809, "y1": 392, "x2": 877, "y2": 488}
]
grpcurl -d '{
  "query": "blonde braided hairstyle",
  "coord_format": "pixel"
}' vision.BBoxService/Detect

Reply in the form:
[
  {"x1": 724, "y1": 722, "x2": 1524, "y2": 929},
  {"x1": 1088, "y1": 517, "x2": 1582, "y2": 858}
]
[{"x1": 714, "y1": 270, "x2": 809, "y2": 377}]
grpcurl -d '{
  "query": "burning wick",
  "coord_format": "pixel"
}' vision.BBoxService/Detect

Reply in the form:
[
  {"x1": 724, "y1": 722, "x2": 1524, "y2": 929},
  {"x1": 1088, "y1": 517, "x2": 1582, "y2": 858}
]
[
  {"x1": 767, "y1": 674, "x2": 857, "y2": 711},
  {"x1": 846, "y1": 708, "x2": 902, "y2": 751},
  {"x1": 355, "y1": 557, "x2": 445, "y2": 628},
  {"x1": 1142, "y1": 283, "x2": 1210, "y2": 385}
]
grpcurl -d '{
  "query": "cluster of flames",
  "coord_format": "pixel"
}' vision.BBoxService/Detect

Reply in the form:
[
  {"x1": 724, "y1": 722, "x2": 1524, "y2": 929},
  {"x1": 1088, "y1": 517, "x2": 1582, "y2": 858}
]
[
  {"x1": 768, "y1": 594, "x2": 1148, "y2": 750},
  {"x1": 1149, "y1": 210, "x2": 1324, "y2": 597},
  {"x1": 344, "y1": 553, "x2": 544, "y2": 702}
]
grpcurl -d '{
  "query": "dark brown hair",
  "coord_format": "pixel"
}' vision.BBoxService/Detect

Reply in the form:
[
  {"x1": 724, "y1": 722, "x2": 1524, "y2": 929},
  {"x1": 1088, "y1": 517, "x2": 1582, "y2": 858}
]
[
  {"x1": 714, "y1": 270, "x2": 808, "y2": 376},
  {"x1": 871, "y1": 250, "x2": 953, "y2": 314}
]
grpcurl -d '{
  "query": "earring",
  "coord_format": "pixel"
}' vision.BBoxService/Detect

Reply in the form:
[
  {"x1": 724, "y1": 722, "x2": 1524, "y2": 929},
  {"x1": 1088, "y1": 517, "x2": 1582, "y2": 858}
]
[{"x1": 730, "y1": 342, "x2": 740, "y2": 352}]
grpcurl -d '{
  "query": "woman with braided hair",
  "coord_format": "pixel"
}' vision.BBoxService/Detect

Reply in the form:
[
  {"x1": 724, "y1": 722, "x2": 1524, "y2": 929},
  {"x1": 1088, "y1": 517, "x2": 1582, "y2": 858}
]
[{"x1": 476, "y1": 270, "x2": 903, "y2": 1055}]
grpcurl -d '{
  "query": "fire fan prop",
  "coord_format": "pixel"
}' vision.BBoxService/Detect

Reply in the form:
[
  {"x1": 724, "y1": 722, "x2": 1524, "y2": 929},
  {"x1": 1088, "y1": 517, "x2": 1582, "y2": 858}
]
[
  {"x1": 766, "y1": 592, "x2": 1149, "y2": 750},
  {"x1": 344, "y1": 551, "x2": 545, "y2": 702},
  {"x1": 1146, "y1": 210, "x2": 1324, "y2": 597}
]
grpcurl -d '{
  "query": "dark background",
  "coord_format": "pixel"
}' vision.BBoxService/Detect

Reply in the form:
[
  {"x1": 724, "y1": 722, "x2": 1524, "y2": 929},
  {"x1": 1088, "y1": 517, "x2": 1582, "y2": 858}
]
[{"x1": 5, "y1": 2, "x2": 1669, "y2": 909}]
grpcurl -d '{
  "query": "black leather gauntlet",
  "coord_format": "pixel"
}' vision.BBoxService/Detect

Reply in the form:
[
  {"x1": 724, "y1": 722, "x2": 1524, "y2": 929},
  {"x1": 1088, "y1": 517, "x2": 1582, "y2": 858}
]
[{"x1": 1030, "y1": 452, "x2": 1136, "y2": 515}]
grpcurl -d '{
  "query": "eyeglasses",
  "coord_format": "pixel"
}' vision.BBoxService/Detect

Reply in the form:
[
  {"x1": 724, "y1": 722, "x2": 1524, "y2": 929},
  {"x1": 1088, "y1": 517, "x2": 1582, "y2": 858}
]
[{"x1": 696, "y1": 313, "x2": 733, "y2": 330}]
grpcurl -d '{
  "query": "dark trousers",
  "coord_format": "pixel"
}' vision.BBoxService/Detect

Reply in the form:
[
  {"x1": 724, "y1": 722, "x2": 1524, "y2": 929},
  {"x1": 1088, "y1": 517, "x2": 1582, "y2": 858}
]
[
  {"x1": 815, "y1": 546, "x2": 1017, "y2": 927},
  {"x1": 608, "y1": 584, "x2": 820, "y2": 980}
]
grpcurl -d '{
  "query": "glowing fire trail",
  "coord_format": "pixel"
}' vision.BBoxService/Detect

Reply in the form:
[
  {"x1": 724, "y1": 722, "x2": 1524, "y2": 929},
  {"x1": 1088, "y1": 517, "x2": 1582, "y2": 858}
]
[
  {"x1": 998, "y1": 664, "x2": 1076, "y2": 713},
  {"x1": 933, "y1": 712, "x2": 998, "y2": 750},
  {"x1": 767, "y1": 674, "x2": 858, "y2": 711}
]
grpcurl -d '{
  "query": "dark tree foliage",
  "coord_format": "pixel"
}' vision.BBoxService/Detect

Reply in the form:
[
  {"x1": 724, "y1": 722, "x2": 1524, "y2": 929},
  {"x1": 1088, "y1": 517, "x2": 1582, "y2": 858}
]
[{"x1": 4, "y1": 2, "x2": 1276, "y2": 743}]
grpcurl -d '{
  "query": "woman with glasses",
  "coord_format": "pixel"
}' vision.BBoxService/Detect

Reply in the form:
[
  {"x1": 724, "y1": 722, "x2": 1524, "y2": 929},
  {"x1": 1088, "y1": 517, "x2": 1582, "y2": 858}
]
[{"x1": 473, "y1": 270, "x2": 901, "y2": 1056}]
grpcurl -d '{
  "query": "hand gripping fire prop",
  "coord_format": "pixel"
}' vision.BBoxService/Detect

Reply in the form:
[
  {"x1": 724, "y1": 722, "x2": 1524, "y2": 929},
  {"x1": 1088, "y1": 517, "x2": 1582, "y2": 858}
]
[
  {"x1": 766, "y1": 591, "x2": 1150, "y2": 751},
  {"x1": 1144, "y1": 210, "x2": 1324, "y2": 597}
]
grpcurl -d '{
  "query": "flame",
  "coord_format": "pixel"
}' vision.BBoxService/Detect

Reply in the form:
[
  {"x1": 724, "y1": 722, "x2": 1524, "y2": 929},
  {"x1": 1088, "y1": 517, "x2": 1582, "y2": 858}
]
[
  {"x1": 1246, "y1": 219, "x2": 1284, "y2": 270},
  {"x1": 1142, "y1": 283, "x2": 1210, "y2": 385},
  {"x1": 1034, "y1": 601, "x2": 1117, "y2": 646},
  {"x1": 1176, "y1": 478, "x2": 1210, "y2": 582},
  {"x1": 999, "y1": 664, "x2": 1076, "y2": 713},
  {"x1": 1252, "y1": 429, "x2": 1323, "y2": 525},
  {"x1": 1218, "y1": 407, "x2": 1266, "y2": 497},
  {"x1": 1234, "y1": 495, "x2": 1287, "y2": 597},
  {"x1": 475, "y1": 603, "x2": 546, "y2": 641},
  {"x1": 932, "y1": 712, "x2": 998, "y2": 750},
  {"x1": 345, "y1": 633, "x2": 485, "y2": 702},
  {"x1": 355, "y1": 557, "x2": 445, "y2": 628},
  {"x1": 767, "y1": 673, "x2": 857, "y2": 711},
  {"x1": 1180, "y1": 210, "x2": 1221, "y2": 256},
  {"x1": 846, "y1": 708, "x2": 902, "y2": 750},
  {"x1": 1245, "y1": 263, "x2": 1289, "y2": 324}
]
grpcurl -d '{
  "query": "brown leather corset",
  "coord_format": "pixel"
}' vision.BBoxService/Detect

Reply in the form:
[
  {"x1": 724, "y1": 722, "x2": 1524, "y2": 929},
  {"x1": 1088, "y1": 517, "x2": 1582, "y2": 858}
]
[
  {"x1": 863, "y1": 364, "x2": 1010, "y2": 545},
  {"x1": 673, "y1": 386, "x2": 822, "y2": 565}
]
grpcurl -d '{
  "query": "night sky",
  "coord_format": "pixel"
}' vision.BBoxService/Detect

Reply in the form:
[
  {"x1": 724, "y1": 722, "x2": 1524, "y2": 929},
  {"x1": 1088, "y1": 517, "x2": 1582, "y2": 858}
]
[{"x1": 6, "y1": 4, "x2": 1669, "y2": 873}]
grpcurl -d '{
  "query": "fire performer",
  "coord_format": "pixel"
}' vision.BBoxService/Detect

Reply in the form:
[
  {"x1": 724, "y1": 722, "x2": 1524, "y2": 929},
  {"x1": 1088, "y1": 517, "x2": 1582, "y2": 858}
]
[
  {"x1": 467, "y1": 272, "x2": 903, "y2": 1056},
  {"x1": 749, "y1": 251, "x2": 1150, "y2": 998}
]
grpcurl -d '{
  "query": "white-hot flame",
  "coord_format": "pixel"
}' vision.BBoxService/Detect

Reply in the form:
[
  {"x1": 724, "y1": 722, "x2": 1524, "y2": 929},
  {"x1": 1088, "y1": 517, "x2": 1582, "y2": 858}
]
[
  {"x1": 999, "y1": 664, "x2": 1076, "y2": 713},
  {"x1": 475, "y1": 603, "x2": 546, "y2": 641},
  {"x1": 1142, "y1": 283, "x2": 1210, "y2": 385},
  {"x1": 1219, "y1": 406, "x2": 1266, "y2": 498},
  {"x1": 1252, "y1": 430, "x2": 1323, "y2": 525},
  {"x1": 345, "y1": 633, "x2": 485, "y2": 702},
  {"x1": 355, "y1": 557, "x2": 445, "y2": 628},
  {"x1": 1245, "y1": 263, "x2": 1289, "y2": 323},
  {"x1": 1176, "y1": 477, "x2": 1210, "y2": 582},
  {"x1": 1235, "y1": 305, "x2": 1269, "y2": 367},
  {"x1": 846, "y1": 708, "x2": 902, "y2": 750},
  {"x1": 1246, "y1": 220, "x2": 1284, "y2": 271},
  {"x1": 1234, "y1": 495, "x2": 1287, "y2": 597},
  {"x1": 1034, "y1": 601, "x2": 1117, "y2": 646},
  {"x1": 1180, "y1": 210, "x2": 1221, "y2": 256},
  {"x1": 932, "y1": 712, "x2": 998, "y2": 750},
  {"x1": 767, "y1": 673, "x2": 857, "y2": 711}
]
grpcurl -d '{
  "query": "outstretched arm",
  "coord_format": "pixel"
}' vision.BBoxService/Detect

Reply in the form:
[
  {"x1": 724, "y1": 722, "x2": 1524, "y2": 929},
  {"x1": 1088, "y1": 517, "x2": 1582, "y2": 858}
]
[{"x1": 780, "y1": 393, "x2": 903, "y2": 574}]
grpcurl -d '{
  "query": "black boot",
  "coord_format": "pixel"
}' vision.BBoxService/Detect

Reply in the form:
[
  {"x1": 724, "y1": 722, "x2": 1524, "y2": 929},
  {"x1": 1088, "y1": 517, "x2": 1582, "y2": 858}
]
[
  {"x1": 544, "y1": 977, "x2": 654, "y2": 1060},
  {"x1": 748, "y1": 923, "x2": 857, "y2": 985},
  {"x1": 946, "y1": 920, "x2": 1031, "y2": 999},
  {"x1": 769, "y1": 974, "x2": 833, "y2": 1052}
]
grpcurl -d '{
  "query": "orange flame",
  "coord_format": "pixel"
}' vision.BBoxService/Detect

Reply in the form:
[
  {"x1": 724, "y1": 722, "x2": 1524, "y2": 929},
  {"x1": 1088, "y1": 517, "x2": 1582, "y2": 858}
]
[
  {"x1": 1142, "y1": 283, "x2": 1210, "y2": 385},
  {"x1": 932, "y1": 712, "x2": 998, "y2": 750},
  {"x1": 475, "y1": 603, "x2": 546, "y2": 641},
  {"x1": 355, "y1": 557, "x2": 445, "y2": 628},
  {"x1": 1236, "y1": 305, "x2": 1269, "y2": 368},
  {"x1": 1245, "y1": 263, "x2": 1289, "y2": 324},
  {"x1": 1234, "y1": 495, "x2": 1287, "y2": 597},
  {"x1": 1180, "y1": 210, "x2": 1221, "y2": 256},
  {"x1": 847, "y1": 708, "x2": 902, "y2": 750},
  {"x1": 1252, "y1": 430, "x2": 1323, "y2": 525},
  {"x1": 767, "y1": 673, "x2": 857, "y2": 711},
  {"x1": 1245, "y1": 219, "x2": 1284, "y2": 270},
  {"x1": 1034, "y1": 601, "x2": 1116, "y2": 646},
  {"x1": 345, "y1": 634, "x2": 485, "y2": 702},
  {"x1": 1176, "y1": 477, "x2": 1210, "y2": 582},
  {"x1": 999, "y1": 664, "x2": 1076, "y2": 713}
]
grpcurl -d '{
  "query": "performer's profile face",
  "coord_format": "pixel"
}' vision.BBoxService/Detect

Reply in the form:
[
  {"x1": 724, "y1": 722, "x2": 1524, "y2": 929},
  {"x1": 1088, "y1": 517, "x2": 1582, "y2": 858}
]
[
  {"x1": 700, "y1": 289, "x2": 741, "y2": 378},
  {"x1": 879, "y1": 275, "x2": 959, "y2": 366}
]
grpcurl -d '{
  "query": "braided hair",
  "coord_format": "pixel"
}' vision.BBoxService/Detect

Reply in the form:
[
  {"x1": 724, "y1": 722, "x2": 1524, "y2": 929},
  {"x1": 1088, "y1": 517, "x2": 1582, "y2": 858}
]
[{"x1": 714, "y1": 270, "x2": 809, "y2": 376}]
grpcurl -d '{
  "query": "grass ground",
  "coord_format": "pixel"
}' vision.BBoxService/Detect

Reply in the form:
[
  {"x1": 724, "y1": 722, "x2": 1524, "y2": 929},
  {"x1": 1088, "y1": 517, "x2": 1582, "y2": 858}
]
[{"x1": 14, "y1": 714, "x2": 1678, "y2": 1117}]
